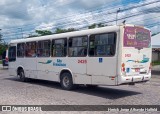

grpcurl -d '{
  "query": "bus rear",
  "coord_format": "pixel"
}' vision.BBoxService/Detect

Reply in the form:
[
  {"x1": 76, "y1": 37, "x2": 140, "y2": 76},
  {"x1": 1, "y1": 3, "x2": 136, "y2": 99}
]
[{"x1": 119, "y1": 25, "x2": 151, "y2": 85}]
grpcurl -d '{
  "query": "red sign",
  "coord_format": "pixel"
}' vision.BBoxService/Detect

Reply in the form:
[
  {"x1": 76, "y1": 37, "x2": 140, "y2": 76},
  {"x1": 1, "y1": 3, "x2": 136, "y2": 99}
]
[
  {"x1": 78, "y1": 60, "x2": 87, "y2": 64},
  {"x1": 125, "y1": 54, "x2": 131, "y2": 57}
]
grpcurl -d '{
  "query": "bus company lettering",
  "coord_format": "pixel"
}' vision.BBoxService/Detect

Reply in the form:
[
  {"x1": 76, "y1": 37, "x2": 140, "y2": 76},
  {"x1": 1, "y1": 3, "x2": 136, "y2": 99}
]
[
  {"x1": 78, "y1": 60, "x2": 87, "y2": 64},
  {"x1": 127, "y1": 34, "x2": 135, "y2": 39},
  {"x1": 53, "y1": 59, "x2": 66, "y2": 66}
]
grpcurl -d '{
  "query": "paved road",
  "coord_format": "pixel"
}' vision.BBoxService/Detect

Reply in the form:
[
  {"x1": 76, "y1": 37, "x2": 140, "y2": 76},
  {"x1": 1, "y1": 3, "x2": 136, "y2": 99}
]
[{"x1": 0, "y1": 67, "x2": 160, "y2": 114}]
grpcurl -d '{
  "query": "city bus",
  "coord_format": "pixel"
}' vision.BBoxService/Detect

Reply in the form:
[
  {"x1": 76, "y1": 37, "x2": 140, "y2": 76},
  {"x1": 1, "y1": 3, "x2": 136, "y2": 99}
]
[{"x1": 8, "y1": 24, "x2": 152, "y2": 90}]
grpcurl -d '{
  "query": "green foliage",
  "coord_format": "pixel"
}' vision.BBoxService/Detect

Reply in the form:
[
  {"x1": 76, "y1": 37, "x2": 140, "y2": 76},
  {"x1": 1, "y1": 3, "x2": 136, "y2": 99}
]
[
  {"x1": 98, "y1": 23, "x2": 105, "y2": 27},
  {"x1": 28, "y1": 34, "x2": 38, "y2": 38},
  {"x1": 88, "y1": 23, "x2": 105, "y2": 29},
  {"x1": 152, "y1": 61, "x2": 160, "y2": 66},
  {"x1": 0, "y1": 33, "x2": 2, "y2": 43},
  {"x1": 55, "y1": 28, "x2": 76, "y2": 34},
  {"x1": 88, "y1": 23, "x2": 97, "y2": 29},
  {"x1": 35, "y1": 30, "x2": 52, "y2": 36},
  {"x1": 0, "y1": 43, "x2": 7, "y2": 56}
]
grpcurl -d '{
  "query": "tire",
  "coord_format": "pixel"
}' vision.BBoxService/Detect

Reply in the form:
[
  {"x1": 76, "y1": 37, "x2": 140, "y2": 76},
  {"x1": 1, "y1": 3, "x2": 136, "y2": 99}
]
[
  {"x1": 60, "y1": 72, "x2": 75, "y2": 90},
  {"x1": 19, "y1": 69, "x2": 26, "y2": 82}
]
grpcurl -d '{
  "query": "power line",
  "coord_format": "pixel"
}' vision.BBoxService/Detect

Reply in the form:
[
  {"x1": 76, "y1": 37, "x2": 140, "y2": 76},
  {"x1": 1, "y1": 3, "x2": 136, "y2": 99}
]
[
  {"x1": 3, "y1": 4, "x2": 160, "y2": 37},
  {"x1": 2, "y1": 1, "x2": 160, "y2": 40},
  {"x1": 2, "y1": 0, "x2": 158, "y2": 32}
]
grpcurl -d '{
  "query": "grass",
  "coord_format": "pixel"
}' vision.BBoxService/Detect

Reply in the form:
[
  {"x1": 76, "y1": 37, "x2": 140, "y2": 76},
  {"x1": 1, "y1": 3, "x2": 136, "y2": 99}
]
[
  {"x1": 0, "y1": 60, "x2": 2, "y2": 64},
  {"x1": 152, "y1": 61, "x2": 160, "y2": 66}
]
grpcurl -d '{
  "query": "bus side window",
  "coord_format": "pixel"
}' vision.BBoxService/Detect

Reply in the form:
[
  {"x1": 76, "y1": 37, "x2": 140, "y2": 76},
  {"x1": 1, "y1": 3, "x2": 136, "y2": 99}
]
[
  {"x1": 26, "y1": 42, "x2": 37, "y2": 57},
  {"x1": 17, "y1": 43, "x2": 25, "y2": 57},
  {"x1": 68, "y1": 36, "x2": 88, "y2": 57},
  {"x1": 37, "y1": 40, "x2": 50, "y2": 57},
  {"x1": 8, "y1": 46, "x2": 16, "y2": 62},
  {"x1": 89, "y1": 33, "x2": 116, "y2": 56},
  {"x1": 52, "y1": 38, "x2": 67, "y2": 57}
]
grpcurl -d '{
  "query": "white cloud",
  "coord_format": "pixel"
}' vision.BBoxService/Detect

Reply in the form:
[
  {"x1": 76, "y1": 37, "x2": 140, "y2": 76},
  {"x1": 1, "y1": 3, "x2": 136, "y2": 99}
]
[{"x1": 0, "y1": 0, "x2": 160, "y2": 42}]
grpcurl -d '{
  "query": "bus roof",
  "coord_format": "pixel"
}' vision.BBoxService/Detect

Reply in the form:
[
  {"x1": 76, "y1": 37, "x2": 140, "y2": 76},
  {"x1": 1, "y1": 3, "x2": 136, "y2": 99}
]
[{"x1": 9, "y1": 25, "x2": 121, "y2": 44}]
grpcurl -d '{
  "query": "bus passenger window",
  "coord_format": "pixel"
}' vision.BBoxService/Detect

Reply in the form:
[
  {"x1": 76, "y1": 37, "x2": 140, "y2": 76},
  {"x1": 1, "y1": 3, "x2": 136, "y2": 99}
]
[
  {"x1": 37, "y1": 40, "x2": 50, "y2": 57},
  {"x1": 89, "y1": 33, "x2": 116, "y2": 56},
  {"x1": 68, "y1": 36, "x2": 88, "y2": 57},
  {"x1": 8, "y1": 46, "x2": 16, "y2": 62},
  {"x1": 17, "y1": 43, "x2": 25, "y2": 57},
  {"x1": 52, "y1": 38, "x2": 67, "y2": 57},
  {"x1": 26, "y1": 42, "x2": 37, "y2": 57}
]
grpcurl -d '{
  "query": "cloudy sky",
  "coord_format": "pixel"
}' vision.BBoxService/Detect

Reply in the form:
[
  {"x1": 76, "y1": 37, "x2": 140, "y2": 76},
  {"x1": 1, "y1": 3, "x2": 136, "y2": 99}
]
[{"x1": 0, "y1": 0, "x2": 160, "y2": 42}]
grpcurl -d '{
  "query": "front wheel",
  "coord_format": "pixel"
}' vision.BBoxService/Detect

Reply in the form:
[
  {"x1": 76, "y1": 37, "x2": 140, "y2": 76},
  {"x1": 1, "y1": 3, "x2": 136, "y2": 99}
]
[
  {"x1": 19, "y1": 69, "x2": 26, "y2": 82},
  {"x1": 60, "y1": 72, "x2": 75, "y2": 90}
]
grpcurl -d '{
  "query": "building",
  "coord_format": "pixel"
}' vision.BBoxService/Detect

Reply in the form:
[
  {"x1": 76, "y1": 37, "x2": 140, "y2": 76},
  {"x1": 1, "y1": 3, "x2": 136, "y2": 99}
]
[{"x1": 152, "y1": 33, "x2": 160, "y2": 62}]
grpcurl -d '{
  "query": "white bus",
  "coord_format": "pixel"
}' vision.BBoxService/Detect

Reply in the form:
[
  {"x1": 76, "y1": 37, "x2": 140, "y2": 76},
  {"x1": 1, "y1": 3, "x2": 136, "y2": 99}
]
[{"x1": 8, "y1": 24, "x2": 152, "y2": 90}]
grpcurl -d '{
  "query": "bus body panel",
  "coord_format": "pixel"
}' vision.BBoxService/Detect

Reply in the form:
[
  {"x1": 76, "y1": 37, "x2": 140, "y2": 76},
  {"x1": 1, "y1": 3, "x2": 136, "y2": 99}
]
[
  {"x1": 87, "y1": 57, "x2": 117, "y2": 85},
  {"x1": 37, "y1": 57, "x2": 59, "y2": 81},
  {"x1": 22, "y1": 58, "x2": 37, "y2": 79}
]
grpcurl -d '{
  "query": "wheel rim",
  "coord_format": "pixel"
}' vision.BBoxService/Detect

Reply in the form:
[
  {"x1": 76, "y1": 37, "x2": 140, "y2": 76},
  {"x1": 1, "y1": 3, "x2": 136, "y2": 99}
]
[{"x1": 63, "y1": 76, "x2": 70, "y2": 87}]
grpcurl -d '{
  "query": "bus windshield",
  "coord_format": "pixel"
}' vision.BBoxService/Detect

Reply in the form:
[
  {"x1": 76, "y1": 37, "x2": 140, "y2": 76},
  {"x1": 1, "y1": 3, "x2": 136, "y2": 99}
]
[{"x1": 124, "y1": 26, "x2": 151, "y2": 49}]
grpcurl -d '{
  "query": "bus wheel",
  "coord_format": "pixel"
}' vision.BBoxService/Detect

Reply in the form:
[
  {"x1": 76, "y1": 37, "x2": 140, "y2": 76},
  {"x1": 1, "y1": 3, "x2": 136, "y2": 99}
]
[
  {"x1": 19, "y1": 69, "x2": 26, "y2": 82},
  {"x1": 60, "y1": 72, "x2": 75, "y2": 90}
]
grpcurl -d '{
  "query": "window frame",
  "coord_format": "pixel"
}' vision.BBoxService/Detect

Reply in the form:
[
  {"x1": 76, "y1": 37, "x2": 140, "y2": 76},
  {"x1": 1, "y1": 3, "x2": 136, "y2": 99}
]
[
  {"x1": 89, "y1": 32, "x2": 117, "y2": 57},
  {"x1": 37, "y1": 40, "x2": 51, "y2": 57},
  {"x1": 68, "y1": 35, "x2": 88, "y2": 57},
  {"x1": 51, "y1": 38, "x2": 67, "y2": 57}
]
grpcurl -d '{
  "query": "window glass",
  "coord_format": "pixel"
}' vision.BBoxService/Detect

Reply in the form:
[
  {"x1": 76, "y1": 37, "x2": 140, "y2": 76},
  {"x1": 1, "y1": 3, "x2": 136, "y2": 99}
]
[
  {"x1": 17, "y1": 43, "x2": 25, "y2": 57},
  {"x1": 8, "y1": 46, "x2": 16, "y2": 62},
  {"x1": 25, "y1": 42, "x2": 36, "y2": 57},
  {"x1": 52, "y1": 39, "x2": 67, "y2": 57},
  {"x1": 69, "y1": 36, "x2": 87, "y2": 57},
  {"x1": 37, "y1": 40, "x2": 50, "y2": 57},
  {"x1": 89, "y1": 33, "x2": 116, "y2": 56}
]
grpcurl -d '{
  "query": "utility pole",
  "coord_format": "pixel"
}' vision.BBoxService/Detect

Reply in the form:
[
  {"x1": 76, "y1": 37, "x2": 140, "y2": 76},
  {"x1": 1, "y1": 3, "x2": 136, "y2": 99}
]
[{"x1": 116, "y1": 8, "x2": 121, "y2": 25}]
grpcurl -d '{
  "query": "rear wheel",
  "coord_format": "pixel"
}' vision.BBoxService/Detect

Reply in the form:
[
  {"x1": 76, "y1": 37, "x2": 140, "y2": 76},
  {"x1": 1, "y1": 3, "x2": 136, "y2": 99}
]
[
  {"x1": 19, "y1": 69, "x2": 26, "y2": 82},
  {"x1": 60, "y1": 72, "x2": 75, "y2": 90}
]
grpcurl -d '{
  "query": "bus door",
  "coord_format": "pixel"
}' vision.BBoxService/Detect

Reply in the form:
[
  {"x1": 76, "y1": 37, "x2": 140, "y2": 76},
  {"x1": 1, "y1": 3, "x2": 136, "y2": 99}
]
[{"x1": 87, "y1": 33, "x2": 117, "y2": 85}]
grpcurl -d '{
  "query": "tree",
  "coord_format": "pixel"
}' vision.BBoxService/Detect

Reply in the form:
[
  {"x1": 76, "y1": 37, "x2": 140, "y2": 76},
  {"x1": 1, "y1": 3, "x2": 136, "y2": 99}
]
[
  {"x1": 28, "y1": 34, "x2": 38, "y2": 38},
  {"x1": 0, "y1": 32, "x2": 2, "y2": 43},
  {"x1": 35, "y1": 30, "x2": 52, "y2": 36},
  {"x1": 0, "y1": 43, "x2": 7, "y2": 57},
  {"x1": 88, "y1": 23, "x2": 105, "y2": 29},
  {"x1": 98, "y1": 23, "x2": 105, "y2": 27},
  {"x1": 88, "y1": 23, "x2": 97, "y2": 29},
  {"x1": 55, "y1": 28, "x2": 76, "y2": 34}
]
